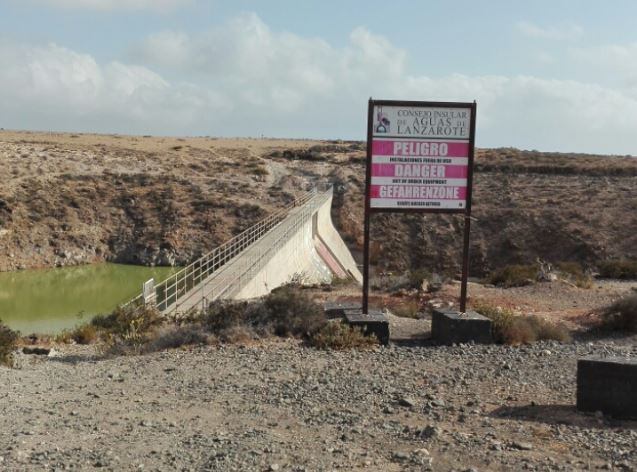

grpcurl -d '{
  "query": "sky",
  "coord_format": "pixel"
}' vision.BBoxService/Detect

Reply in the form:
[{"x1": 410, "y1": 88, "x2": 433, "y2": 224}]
[{"x1": 1, "y1": 0, "x2": 637, "y2": 154}]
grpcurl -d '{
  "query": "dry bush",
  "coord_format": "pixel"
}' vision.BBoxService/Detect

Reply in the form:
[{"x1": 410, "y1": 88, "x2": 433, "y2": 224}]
[
  {"x1": 0, "y1": 321, "x2": 19, "y2": 367},
  {"x1": 487, "y1": 264, "x2": 538, "y2": 288},
  {"x1": 391, "y1": 300, "x2": 421, "y2": 319},
  {"x1": 203, "y1": 285, "x2": 326, "y2": 341},
  {"x1": 309, "y1": 321, "x2": 378, "y2": 350},
  {"x1": 141, "y1": 325, "x2": 213, "y2": 353},
  {"x1": 330, "y1": 276, "x2": 354, "y2": 288},
  {"x1": 263, "y1": 285, "x2": 325, "y2": 336},
  {"x1": 92, "y1": 305, "x2": 163, "y2": 340},
  {"x1": 408, "y1": 268, "x2": 431, "y2": 289},
  {"x1": 556, "y1": 262, "x2": 593, "y2": 289},
  {"x1": 473, "y1": 303, "x2": 571, "y2": 345},
  {"x1": 600, "y1": 293, "x2": 637, "y2": 333},
  {"x1": 598, "y1": 260, "x2": 637, "y2": 280},
  {"x1": 56, "y1": 324, "x2": 99, "y2": 345}
]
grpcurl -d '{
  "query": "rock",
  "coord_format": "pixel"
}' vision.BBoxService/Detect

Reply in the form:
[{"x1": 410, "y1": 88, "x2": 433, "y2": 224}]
[
  {"x1": 392, "y1": 451, "x2": 409, "y2": 462},
  {"x1": 416, "y1": 425, "x2": 441, "y2": 440},
  {"x1": 398, "y1": 397, "x2": 416, "y2": 408},
  {"x1": 269, "y1": 464, "x2": 280, "y2": 471},
  {"x1": 511, "y1": 441, "x2": 533, "y2": 451},
  {"x1": 22, "y1": 347, "x2": 51, "y2": 356}
]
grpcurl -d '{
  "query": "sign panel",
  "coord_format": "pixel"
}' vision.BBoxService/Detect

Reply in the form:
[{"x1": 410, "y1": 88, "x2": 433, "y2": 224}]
[
  {"x1": 143, "y1": 278, "x2": 155, "y2": 304},
  {"x1": 362, "y1": 99, "x2": 477, "y2": 313},
  {"x1": 368, "y1": 102, "x2": 474, "y2": 211}
]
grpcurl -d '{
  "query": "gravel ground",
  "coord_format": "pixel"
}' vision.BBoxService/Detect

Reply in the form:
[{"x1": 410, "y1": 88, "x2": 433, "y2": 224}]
[{"x1": 2, "y1": 331, "x2": 636, "y2": 472}]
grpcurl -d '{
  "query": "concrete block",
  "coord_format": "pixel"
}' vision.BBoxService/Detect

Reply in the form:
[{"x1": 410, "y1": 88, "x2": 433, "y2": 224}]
[
  {"x1": 577, "y1": 357, "x2": 637, "y2": 419},
  {"x1": 431, "y1": 309, "x2": 492, "y2": 345},
  {"x1": 344, "y1": 310, "x2": 389, "y2": 346},
  {"x1": 323, "y1": 301, "x2": 362, "y2": 319}
]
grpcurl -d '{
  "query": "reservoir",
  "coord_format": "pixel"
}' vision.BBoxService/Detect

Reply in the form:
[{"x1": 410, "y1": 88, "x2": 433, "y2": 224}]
[{"x1": 0, "y1": 263, "x2": 178, "y2": 334}]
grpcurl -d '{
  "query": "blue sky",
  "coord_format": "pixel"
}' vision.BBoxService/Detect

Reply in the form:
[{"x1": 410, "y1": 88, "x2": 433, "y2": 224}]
[{"x1": 1, "y1": 0, "x2": 637, "y2": 154}]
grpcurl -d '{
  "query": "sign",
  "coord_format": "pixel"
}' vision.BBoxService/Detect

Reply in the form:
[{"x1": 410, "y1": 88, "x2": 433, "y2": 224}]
[
  {"x1": 368, "y1": 102, "x2": 473, "y2": 211},
  {"x1": 143, "y1": 278, "x2": 155, "y2": 304},
  {"x1": 363, "y1": 99, "x2": 477, "y2": 313}
]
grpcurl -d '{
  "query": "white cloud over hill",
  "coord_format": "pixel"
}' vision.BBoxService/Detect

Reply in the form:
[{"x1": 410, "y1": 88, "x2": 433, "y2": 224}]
[{"x1": 1, "y1": 13, "x2": 636, "y2": 154}]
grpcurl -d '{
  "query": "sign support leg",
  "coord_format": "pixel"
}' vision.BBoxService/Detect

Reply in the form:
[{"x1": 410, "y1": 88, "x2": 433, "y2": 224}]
[
  {"x1": 362, "y1": 210, "x2": 371, "y2": 314},
  {"x1": 459, "y1": 214, "x2": 471, "y2": 312}
]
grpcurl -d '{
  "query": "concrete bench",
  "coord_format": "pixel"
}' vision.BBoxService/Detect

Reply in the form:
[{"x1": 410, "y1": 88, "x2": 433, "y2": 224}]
[
  {"x1": 577, "y1": 356, "x2": 637, "y2": 419},
  {"x1": 323, "y1": 301, "x2": 362, "y2": 319},
  {"x1": 431, "y1": 309, "x2": 493, "y2": 345},
  {"x1": 344, "y1": 310, "x2": 389, "y2": 346}
]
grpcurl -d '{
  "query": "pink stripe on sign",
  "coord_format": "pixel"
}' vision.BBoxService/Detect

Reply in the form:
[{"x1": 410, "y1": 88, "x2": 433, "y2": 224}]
[
  {"x1": 370, "y1": 185, "x2": 467, "y2": 200},
  {"x1": 371, "y1": 163, "x2": 468, "y2": 178},
  {"x1": 372, "y1": 140, "x2": 469, "y2": 157}
]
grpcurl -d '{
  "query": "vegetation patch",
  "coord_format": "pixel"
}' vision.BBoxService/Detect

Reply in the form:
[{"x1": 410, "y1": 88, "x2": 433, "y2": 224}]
[
  {"x1": 203, "y1": 285, "x2": 325, "y2": 340},
  {"x1": 473, "y1": 303, "x2": 571, "y2": 345},
  {"x1": 309, "y1": 321, "x2": 378, "y2": 350},
  {"x1": 556, "y1": 261, "x2": 593, "y2": 288},
  {"x1": 390, "y1": 299, "x2": 421, "y2": 319},
  {"x1": 0, "y1": 321, "x2": 19, "y2": 367},
  {"x1": 598, "y1": 260, "x2": 637, "y2": 280},
  {"x1": 56, "y1": 323, "x2": 99, "y2": 345},
  {"x1": 487, "y1": 264, "x2": 538, "y2": 288},
  {"x1": 599, "y1": 293, "x2": 637, "y2": 333}
]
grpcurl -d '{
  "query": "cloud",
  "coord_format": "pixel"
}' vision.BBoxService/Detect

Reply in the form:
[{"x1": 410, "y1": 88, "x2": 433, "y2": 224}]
[
  {"x1": 570, "y1": 43, "x2": 637, "y2": 86},
  {"x1": 23, "y1": 0, "x2": 191, "y2": 11},
  {"x1": 1, "y1": 14, "x2": 637, "y2": 155},
  {"x1": 516, "y1": 21, "x2": 583, "y2": 41},
  {"x1": 0, "y1": 40, "x2": 228, "y2": 134}
]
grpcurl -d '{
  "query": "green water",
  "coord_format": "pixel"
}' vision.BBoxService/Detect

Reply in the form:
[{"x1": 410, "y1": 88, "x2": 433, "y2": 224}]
[{"x1": 0, "y1": 263, "x2": 178, "y2": 334}]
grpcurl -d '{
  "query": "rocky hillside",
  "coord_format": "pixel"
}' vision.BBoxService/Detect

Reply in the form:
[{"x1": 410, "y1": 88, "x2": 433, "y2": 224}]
[{"x1": 0, "y1": 131, "x2": 635, "y2": 277}]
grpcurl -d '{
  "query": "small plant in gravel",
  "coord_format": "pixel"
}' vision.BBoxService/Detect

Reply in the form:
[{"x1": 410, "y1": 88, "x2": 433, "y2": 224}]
[
  {"x1": 473, "y1": 303, "x2": 571, "y2": 345},
  {"x1": 0, "y1": 321, "x2": 19, "y2": 367},
  {"x1": 598, "y1": 259, "x2": 637, "y2": 280},
  {"x1": 141, "y1": 325, "x2": 214, "y2": 353},
  {"x1": 556, "y1": 261, "x2": 593, "y2": 289},
  {"x1": 408, "y1": 268, "x2": 431, "y2": 289},
  {"x1": 390, "y1": 299, "x2": 421, "y2": 319},
  {"x1": 92, "y1": 305, "x2": 163, "y2": 340},
  {"x1": 57, "y1": 324, "x2": 99, "y2": 345},
  {"x1": 309, "y1": 321, "x2": 378, "y2": 350},
  {"x1": 487, "y1": 264, "x2": 538, "y2": 288},
  {"x1": 599, "y1": 293, "x2": 637, "y2": 333}
]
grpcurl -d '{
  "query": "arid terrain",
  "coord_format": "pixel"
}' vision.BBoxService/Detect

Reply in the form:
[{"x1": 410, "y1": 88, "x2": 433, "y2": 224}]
[
  {"x1": 1, "y1": 130, "x2": 636, "y2": 471},
  {"x1": 1, "y1": 130, "x2": 636, "y2": 276}
]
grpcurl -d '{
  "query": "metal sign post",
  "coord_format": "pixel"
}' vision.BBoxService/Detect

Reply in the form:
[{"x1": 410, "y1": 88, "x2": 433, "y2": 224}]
[{"x1": 362, "y1": 99, "x2": 477, "y2": 313}]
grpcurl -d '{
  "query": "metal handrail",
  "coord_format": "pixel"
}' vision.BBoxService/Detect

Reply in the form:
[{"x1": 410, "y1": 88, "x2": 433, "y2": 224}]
[
  {"x1": 203, "y1": 189, "x2": 331, "y2": 304},
  {"x1": 124, "y1": 186, "x2": 323, "y2": 312}
]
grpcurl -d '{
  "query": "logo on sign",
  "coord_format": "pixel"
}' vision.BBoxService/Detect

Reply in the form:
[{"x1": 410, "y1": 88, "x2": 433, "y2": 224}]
[{"x1": 375, "y1": 107, "x2": 390, "y2": 134}]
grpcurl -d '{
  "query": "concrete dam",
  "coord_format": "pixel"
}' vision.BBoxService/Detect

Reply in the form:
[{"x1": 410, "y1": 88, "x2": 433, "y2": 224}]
[{"x1": 128, "y1": 186, "x2": 362, "y2": 315}]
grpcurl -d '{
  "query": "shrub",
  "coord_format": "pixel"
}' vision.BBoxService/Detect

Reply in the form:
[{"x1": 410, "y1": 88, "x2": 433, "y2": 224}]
[
  {"x1": 72, "y1": 324, "x2": 99, "y2": 344},
  {"x1": 309, "y1": 321, "x2": 378, "y2": 350},
  {"x1": 92, "y1": 305, "x2": 163, "y2": 341},
  {"x1": 598, "y1": 260, "x2": 637, "y2": 280},
  {"x1": 473, "y1": 303, "x2": 571, "y2": 345},
  {"x1": 556, "y1": 262, "x2": 593, "y2": 289},
  {"x1": 141, "y1": 325, "x2": 213, "y2": 353},
  {"x1": 600, "y1": 293, "x2": 637, "y2": 332},
  {"x1": 203, "y1": 285, "x2": 326, "y2": 340},
  {"x1": 0, "y1": 321, "x2": 19, "y2": 367},
  {"x1": 204, "y1": 300, "x2": 254, "y2": 333},
  {"x1": 487, "y1": 265, "x2": 537, "y2": 288},
  {"x1": 263, "y1": 286, "x2": 325, "y2": 336},
  {"x1": 391, "y1": 300, "x2": 421, "y2": 319},
  {"x1": 330, "y1": 276, "x2": 353, "y2": 288},
  {"x1": 408, "y1": 268, "x2": 431, "y2": 290}
]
